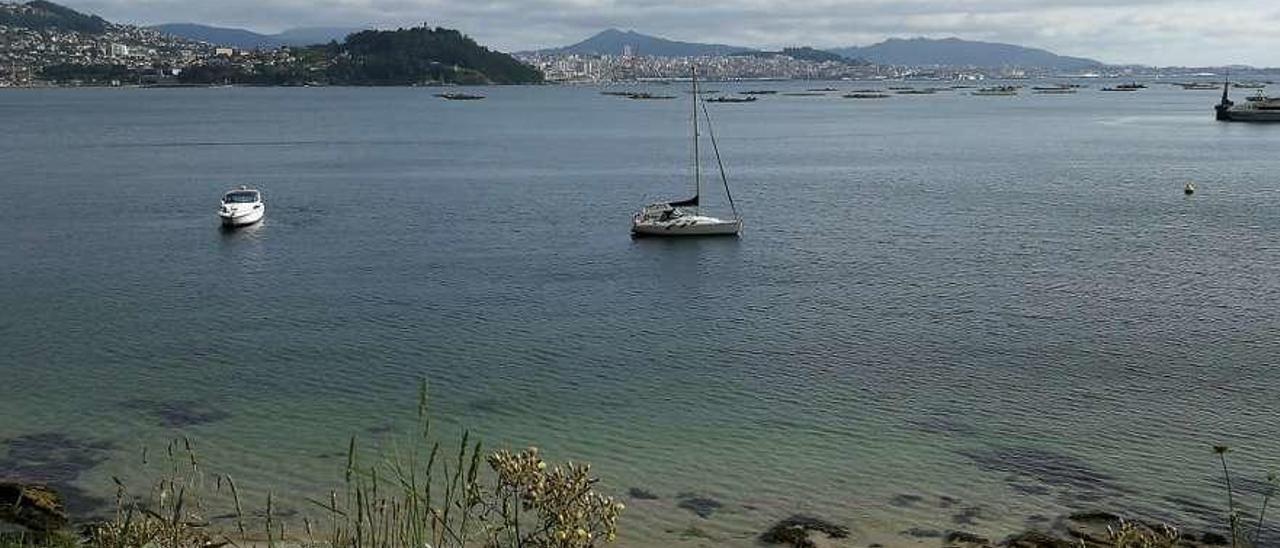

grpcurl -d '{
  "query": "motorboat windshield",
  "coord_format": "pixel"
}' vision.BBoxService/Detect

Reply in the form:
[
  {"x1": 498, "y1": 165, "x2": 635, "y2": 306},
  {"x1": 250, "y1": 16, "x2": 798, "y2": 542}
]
[{"x1": 223, "y1": 191, "x2": 260, "y2": 204}]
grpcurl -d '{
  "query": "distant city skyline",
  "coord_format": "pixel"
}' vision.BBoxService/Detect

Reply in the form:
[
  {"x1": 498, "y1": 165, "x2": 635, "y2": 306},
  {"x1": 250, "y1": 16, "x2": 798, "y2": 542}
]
[{"x1": 51, "y1": 0, "x2": 1280, "y2": 67}]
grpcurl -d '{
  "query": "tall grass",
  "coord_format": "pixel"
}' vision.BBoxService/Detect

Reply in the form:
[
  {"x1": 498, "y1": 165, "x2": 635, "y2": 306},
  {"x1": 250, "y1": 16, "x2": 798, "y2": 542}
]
[
  {"x1": 314, "y1": 381, "x2": 624, "y2": 548},
  {"x1": 1214, "y1": 445, "x2": 1276, "y2": 548}
]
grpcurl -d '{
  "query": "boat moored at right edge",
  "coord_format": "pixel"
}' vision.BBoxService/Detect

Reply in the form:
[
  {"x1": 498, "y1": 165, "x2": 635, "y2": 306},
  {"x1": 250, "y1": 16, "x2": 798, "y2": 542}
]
[{"x1": 1216, "y1": 80, "x2": 1280, "y2": 122}]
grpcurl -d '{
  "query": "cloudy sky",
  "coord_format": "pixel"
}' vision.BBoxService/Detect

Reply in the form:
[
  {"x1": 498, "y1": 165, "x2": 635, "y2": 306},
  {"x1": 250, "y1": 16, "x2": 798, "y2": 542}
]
[{"x1": 61, "y1": 0, "x2": 1280, "y2": 66}]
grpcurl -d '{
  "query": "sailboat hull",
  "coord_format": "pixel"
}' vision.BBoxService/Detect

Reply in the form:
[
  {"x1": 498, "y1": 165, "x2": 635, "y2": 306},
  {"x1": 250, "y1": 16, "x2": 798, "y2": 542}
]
[{"x1": 631, "y1": 215, "x2": 742, "y2": 237}]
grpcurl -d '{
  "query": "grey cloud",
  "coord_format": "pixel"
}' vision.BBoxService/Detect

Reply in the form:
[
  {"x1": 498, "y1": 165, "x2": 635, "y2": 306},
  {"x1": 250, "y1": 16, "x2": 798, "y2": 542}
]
[{"x1": 58, "y1": 0, "x2": 1280, "y2": 66}]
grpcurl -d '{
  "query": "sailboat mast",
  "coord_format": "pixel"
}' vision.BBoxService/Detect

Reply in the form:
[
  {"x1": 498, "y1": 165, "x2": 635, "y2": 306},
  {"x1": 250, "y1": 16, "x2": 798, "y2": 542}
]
[
  {"x1": 700, "y1": 100, "x2": 738, "y2": 219},
  {"x1": 692, "y1": 66, "x2": 701, "y2": 213}
]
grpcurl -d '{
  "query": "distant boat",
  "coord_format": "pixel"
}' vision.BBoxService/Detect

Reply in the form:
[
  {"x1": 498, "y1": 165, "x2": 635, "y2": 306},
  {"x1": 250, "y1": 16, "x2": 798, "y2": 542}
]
[
  {"x1": 704, "y1": 96, "x2": 758, "y2": 103},
  {"x1": 436, "y1": 93, "x2": 485, "y2": 100},
  {"x1": 1102, "y1": 82, "x2": 1145, "y2": 92},
  {"x1": 972, "y1": 86, "x2": 1018, "y2": 96},
  {"x1": 632, "y1": 68, "x2": 742, "y2": 238},
  {"x1": 843, "y1": 93, "x2": 890, "y2": 99},
  {"x1": 626, "y1": 92, "x2": 677, "y2": 100},
  {"x1": 806, "y1": 87, "x2": 838, "y2": 92},
  {"x1": 218, "y1": 186, "x2": 264, "y2": 227},
  {"x1": 1184, "y1": 182, "x2": 1196, "y2": 195},
  {"x1": 1216, "y1": 81, "x2": 1280, "y2": 122},
  {"x1": 740, "y1": 90, "x2": 778, "y2": 95},
  {"x1": 1178, "y1": 82, "x2": 1220, "y2": 90}
]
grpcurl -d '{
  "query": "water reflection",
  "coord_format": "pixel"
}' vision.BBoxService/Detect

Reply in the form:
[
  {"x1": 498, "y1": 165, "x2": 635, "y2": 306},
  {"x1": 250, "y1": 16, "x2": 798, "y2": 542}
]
[{"x1": 219, "y1": 220, "x2": 266, "y2": 242}]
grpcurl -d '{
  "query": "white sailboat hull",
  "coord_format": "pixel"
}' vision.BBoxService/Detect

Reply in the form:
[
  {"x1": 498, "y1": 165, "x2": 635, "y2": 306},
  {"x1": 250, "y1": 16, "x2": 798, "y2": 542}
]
[{"x1": 631, "y1": 215, "x2": 741, "y2": 237}]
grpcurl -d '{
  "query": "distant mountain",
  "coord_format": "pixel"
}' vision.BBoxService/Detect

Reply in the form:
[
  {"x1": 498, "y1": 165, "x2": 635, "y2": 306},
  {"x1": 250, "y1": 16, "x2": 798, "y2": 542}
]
[
  {"x1": 152, "y1": 23, "x2": 359, "y2": 49},
  {"x1": 831, "y1": 37, "x2": 1103, "y2": 69},
  {"x1": 273, "y1": 27, "x2": 359, "y2": 46},
  {"x1": 540, "y1": 29, "x2": 753, "y2": 57},
  {"x1": 0, "y1": 0, "x2": 109, "y2": 34}
]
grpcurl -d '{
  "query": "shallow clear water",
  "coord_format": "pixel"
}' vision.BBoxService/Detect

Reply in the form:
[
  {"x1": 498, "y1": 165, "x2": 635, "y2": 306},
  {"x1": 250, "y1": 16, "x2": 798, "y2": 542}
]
[{"x1": 2, "y1": 83, "x2": 1279, "y2": 546}]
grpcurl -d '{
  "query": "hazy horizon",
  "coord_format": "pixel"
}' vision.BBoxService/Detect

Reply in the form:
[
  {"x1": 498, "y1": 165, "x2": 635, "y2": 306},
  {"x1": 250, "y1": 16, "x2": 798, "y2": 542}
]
[{"x1": 41, "y1": 0, "x2": 1280, "y2": 67}]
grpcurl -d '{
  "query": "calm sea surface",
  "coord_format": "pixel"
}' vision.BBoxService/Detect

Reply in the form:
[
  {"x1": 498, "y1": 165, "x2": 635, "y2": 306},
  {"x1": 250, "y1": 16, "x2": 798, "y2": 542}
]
[{"x1": 2, "y1": 82, "x2": 1280, "y2": 546}]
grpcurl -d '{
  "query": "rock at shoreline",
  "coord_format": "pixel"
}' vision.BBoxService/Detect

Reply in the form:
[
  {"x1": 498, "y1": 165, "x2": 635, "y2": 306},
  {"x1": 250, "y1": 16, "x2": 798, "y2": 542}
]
[
  {"x1": 995, "y1": 510, "x2": 1233, "y2": 548},
  {"x1": 944, "y1": 530, "x2": 991, "y2": 547},
  {"x1": 1063, "y1": 510, "x2": 1121, "y2": 544},
  {"x1": 0, "y1": 432, "x2": 114, "y2": 515},
  {"x1": 759, "y1": 514, "x2": 849, "y2": 547},
  {"x1": 1000, "y1": 530, "x2": 1077, "y2": 547},
  {"x1": 0, "y1": 482, "x2": 69, "y2": 533}
]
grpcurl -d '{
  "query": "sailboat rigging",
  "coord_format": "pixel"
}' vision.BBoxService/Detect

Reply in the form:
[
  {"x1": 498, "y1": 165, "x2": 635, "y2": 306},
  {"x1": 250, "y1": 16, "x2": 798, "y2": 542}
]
[{"x1": 630, "y1": 67, "x2": 743, "y2": 237}]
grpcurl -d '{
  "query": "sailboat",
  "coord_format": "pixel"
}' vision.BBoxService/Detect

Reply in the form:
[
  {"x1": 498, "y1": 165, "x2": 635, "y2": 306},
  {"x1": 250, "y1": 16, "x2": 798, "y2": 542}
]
[{"x1": 631, "y1": 68, "x2": 743, "y2": 237}]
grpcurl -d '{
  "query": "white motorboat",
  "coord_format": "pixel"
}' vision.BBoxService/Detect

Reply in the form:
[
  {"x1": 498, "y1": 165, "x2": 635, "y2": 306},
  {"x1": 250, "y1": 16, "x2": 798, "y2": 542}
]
[
  {"x1": 218, "y1": 186, "x2": 265, "y2": 227},
  {"x1": 631, "y1": 67, "x2": 742, "y2": 237}
]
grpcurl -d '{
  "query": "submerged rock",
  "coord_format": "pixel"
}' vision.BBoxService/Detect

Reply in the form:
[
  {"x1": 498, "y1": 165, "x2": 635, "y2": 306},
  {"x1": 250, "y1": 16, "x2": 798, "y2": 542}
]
[
  {"x1": 952, "y1": 506, "x2": 985, "y2": 525},
  {"x1": 901, "y1": 527, "x2": 943, "y2": 538},
  {"x1": 676, "y1": 495, "x2": 722, "y2": 519},
  {"x1": 0, "y1": 482, "x2": 69, "y2": 533},
  {"x1": 628, "y1": 487, "x2": 660, "y2": 500},
  {"x1": 959, "y1": 446, "x2": 1129, "y2": 502},
  {"x1": 889, "y1": 493, "x2": 924, "y2": 507},
  {"x1": 120, "y1": 399, "x2": 230, "y2": 428},
  {"x1": 1198, "y1": 531, "x2": 1229, "y2": 545},
  {"x1": 759, "y1": 514, "x2": 849, "y2": 547}
]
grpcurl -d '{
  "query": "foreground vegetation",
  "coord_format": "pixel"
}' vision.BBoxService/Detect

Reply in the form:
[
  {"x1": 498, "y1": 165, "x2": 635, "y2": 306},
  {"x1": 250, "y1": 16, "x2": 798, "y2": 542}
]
[
  {"x1": 1, "y1": 387, "x2": 1273, "y2": 548},
  {"x1": 1, "y1": 382, "x2": 620, "y2": 547}
]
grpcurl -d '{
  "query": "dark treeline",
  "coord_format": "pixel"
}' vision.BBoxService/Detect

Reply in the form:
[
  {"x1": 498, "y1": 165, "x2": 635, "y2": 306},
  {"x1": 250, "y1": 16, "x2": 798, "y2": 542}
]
[
  {"x1": 324, "y1": 26, "x2": 543, "y2": 85},
  {"x1": 0, "y1": 0, "x2": 109, "y2": 34}
]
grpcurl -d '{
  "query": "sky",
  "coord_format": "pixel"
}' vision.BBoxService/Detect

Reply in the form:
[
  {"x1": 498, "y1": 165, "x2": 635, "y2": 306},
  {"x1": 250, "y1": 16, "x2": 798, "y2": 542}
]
[{"x1": 59, "y1": 0, "x2": 1280, "y2": 67}]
